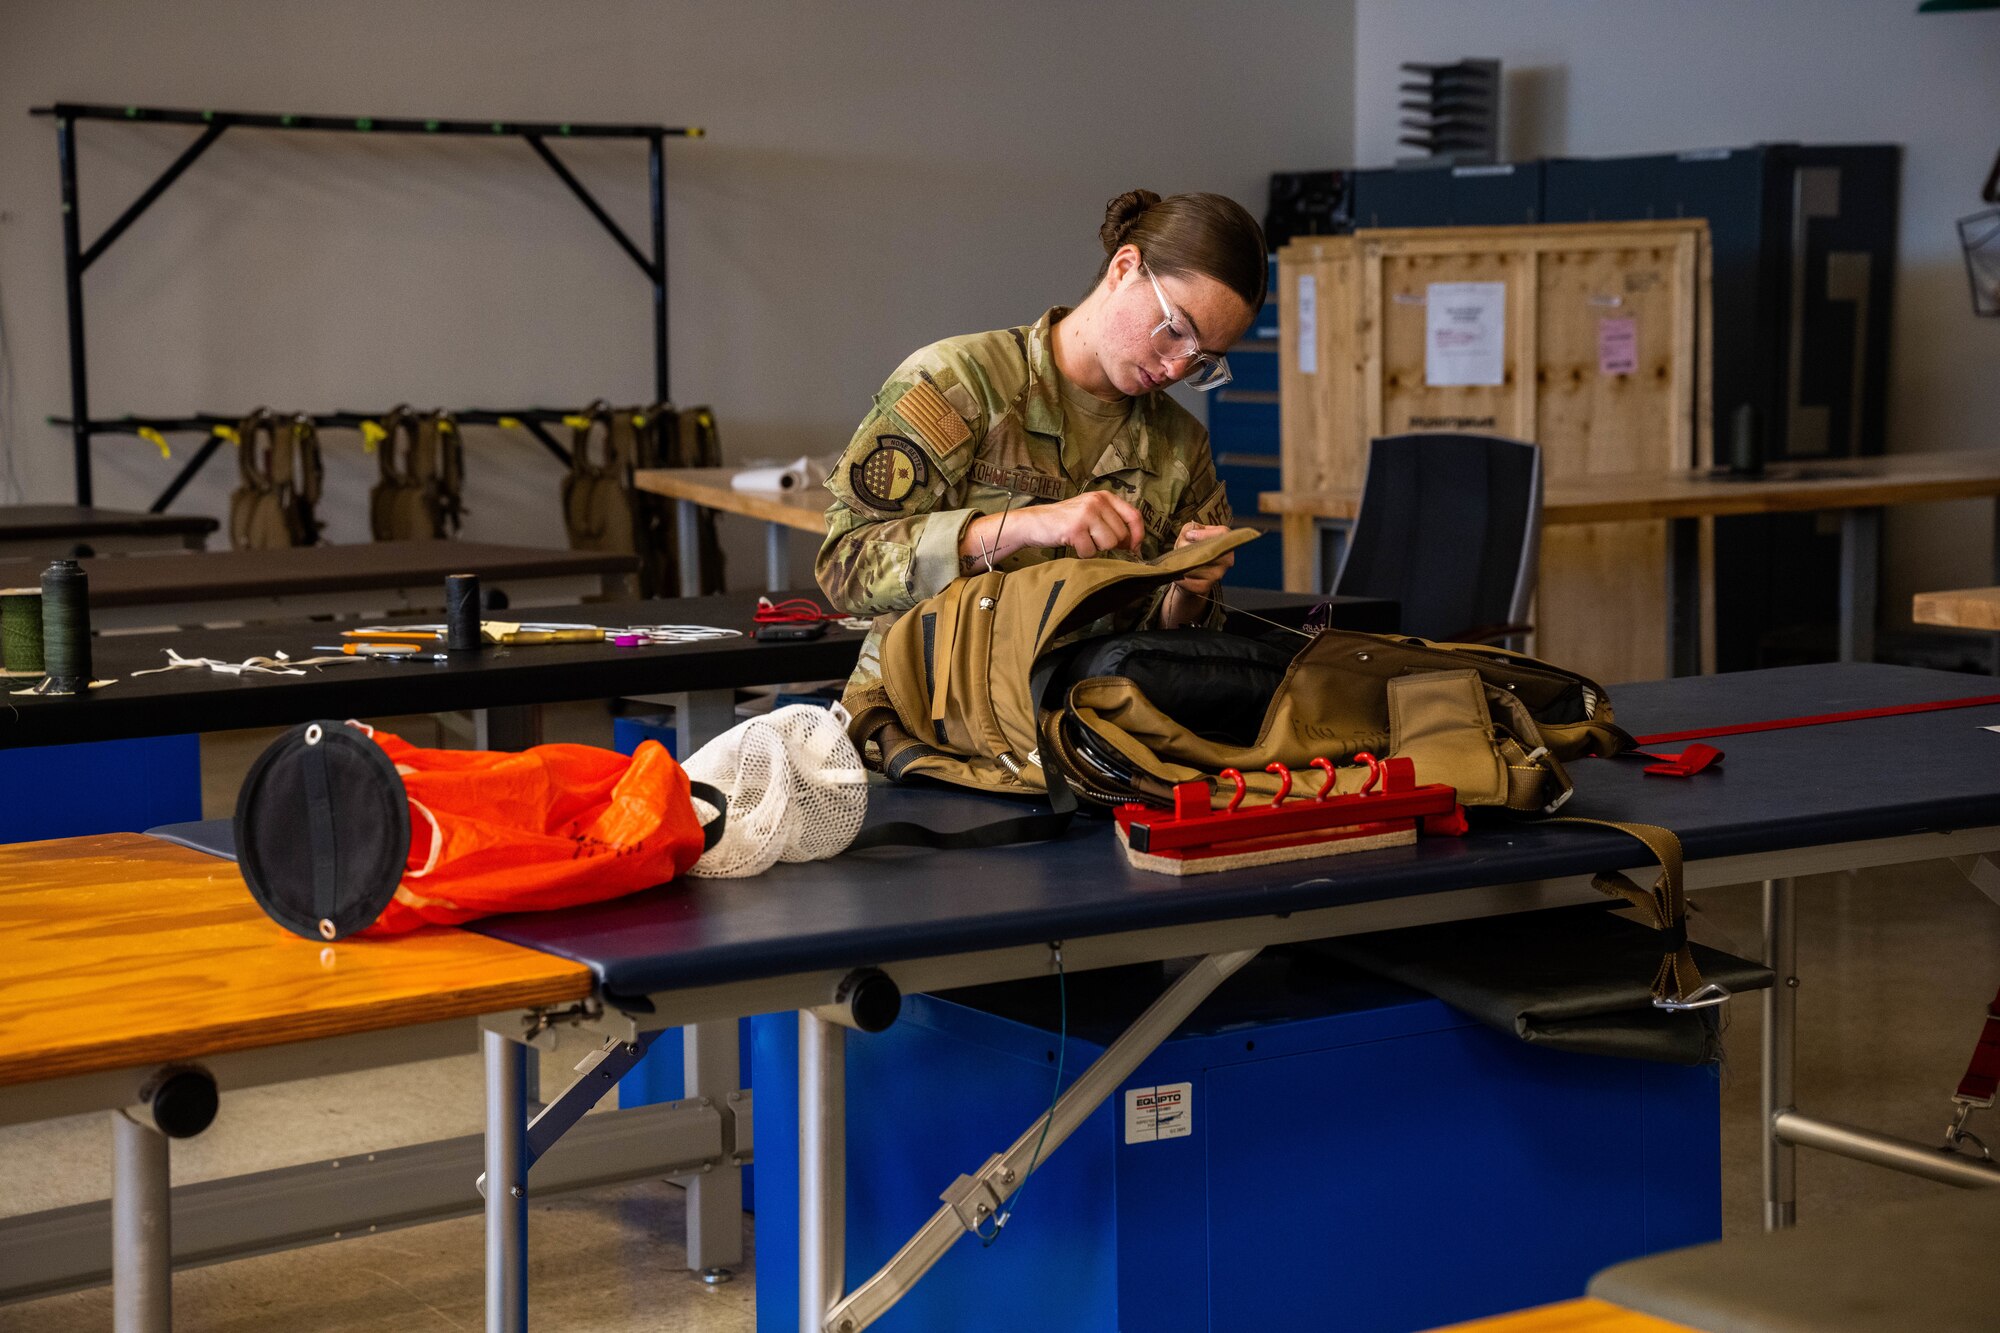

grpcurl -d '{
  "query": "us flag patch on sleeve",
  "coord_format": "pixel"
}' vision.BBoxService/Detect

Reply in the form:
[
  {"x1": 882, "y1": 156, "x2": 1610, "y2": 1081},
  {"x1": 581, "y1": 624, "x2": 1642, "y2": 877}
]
[{"x1": 894, "y1": 378, "x2": 972, "y2": 456}]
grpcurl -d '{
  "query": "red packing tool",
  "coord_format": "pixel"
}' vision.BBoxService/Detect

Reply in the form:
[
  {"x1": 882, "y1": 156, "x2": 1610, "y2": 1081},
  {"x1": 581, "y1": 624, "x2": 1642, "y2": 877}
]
[{"x1": 1116, "y1": 754, "x2": 1467, "y2": 877}]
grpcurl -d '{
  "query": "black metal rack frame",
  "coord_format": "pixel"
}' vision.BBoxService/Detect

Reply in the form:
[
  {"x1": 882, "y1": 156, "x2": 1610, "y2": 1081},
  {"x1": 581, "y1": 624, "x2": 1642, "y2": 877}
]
[{"x1": 32, "y1": 102, "x2": 702, "y2": 509}]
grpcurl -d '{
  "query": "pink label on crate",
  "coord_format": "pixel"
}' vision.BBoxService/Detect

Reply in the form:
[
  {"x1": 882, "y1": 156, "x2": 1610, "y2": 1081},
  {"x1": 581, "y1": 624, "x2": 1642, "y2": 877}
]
[{"x1": 1599, "y1": 317, "x2": 1638, "y2": 376}]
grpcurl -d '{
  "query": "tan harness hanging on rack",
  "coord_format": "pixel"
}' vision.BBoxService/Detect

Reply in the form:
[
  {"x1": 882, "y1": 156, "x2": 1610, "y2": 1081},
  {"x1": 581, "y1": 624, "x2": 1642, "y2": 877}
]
[
  {"x1": 371, "y1": 406, "x2": 464, "y2": 540},
  {"x1": 562, "y1": 400, "x2": 641, "y2": 557},
  {"x1": 229, "y1": 408, "x2": 324, "y2": 549}
]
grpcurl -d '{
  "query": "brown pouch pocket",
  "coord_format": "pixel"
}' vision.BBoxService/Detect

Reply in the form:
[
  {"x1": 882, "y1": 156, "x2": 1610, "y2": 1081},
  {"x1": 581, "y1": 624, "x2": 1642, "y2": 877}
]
[{"x1": 1386, "y1": 669, "x2": 1509, "y2": 807}]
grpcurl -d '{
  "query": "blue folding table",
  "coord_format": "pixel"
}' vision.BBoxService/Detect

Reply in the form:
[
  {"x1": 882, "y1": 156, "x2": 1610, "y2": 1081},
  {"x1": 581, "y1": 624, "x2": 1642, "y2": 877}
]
[{"x1": 471, "y1": 663, "x2": 2000, "y2": 1332}]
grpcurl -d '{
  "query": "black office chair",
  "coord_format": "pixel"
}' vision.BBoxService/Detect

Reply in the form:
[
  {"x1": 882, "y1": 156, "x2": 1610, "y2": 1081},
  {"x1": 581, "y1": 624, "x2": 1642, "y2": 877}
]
[{"x1": 1329, "y1": 432, "x2": 1542, "y2": 646}]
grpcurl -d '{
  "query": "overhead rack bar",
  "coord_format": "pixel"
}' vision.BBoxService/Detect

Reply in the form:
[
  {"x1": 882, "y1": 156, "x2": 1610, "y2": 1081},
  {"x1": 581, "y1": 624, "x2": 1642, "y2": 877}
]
[
  {"x1": 48, "y1": 406, "x2": 690, "y2": 511},
  {"x1": 32, "y1": 101, "x2": 702, "y2": 508},
  {"x1": 32, "y1": 103, "x2": 702, "y2": 139}
]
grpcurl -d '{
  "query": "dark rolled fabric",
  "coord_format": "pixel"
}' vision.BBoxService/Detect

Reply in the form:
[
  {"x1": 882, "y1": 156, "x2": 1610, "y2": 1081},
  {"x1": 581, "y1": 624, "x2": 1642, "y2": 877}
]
[{"x1": 1306, "y1": 904, "x2": 1774, "y2": 1065}]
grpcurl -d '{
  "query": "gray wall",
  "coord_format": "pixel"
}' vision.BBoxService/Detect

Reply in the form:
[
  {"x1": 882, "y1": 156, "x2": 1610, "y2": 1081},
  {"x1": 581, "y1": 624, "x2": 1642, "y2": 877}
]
[
  {"x1": 1355, "y1": 0, "x2": 2000, "y2": 630},
  {"x1": 0, "y1": 0, "x2": 1357, "y2": 579}
]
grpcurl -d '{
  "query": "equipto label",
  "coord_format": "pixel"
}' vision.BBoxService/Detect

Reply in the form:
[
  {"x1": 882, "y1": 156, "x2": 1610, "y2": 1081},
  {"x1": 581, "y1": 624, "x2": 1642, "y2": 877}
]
[{"x1": 1124, "y1": 1082, "x2": 1193, "y2": 1144}]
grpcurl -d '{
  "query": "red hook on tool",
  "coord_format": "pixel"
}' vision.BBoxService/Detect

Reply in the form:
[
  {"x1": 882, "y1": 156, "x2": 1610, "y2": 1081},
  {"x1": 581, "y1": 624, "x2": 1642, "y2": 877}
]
[
  {"x1": 1219, "y1": 768, "x2": 1247, "y2": 813},
  {"x1": 1310, "y1": 757, "x2": 1338, "y2": 800},
  {"x1": 1353, "y1": 751, "x2": 1383, "y2": 795},
  {"x1": 1265, "y1": 763, "x2": 1293, "y2": 805}
]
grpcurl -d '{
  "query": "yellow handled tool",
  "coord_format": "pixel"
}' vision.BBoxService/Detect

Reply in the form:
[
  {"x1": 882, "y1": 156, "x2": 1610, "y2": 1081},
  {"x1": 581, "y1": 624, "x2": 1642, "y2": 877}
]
[
  {"x1": 314, "y1": 642, "x2": 429, "y2": 656},
  {"x1": 488, "y1": 628, "x2": 605, "y2": 645},
  {"x1": 340, "y1": 629, "x2": 444, "y2": 644}
]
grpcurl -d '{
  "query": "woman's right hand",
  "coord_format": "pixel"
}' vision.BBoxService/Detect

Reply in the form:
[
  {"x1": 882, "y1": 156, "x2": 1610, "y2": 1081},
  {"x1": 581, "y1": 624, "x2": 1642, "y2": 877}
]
[{"x1": 1009, "y1": 491, "x2": 1146, "y2": 559}]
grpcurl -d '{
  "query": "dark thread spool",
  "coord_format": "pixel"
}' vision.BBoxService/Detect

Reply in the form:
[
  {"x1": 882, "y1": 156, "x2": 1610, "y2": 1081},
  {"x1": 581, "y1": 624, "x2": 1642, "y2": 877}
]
[
  {"x1": 445, "y1": 573, "x2": 481, "y2": 652},
  {"x1": 40, "y1": 560, "x2": 92, "y2": 693},
  {"x1": 1, "y1": 588, "x2": 44, "y2": 675}
]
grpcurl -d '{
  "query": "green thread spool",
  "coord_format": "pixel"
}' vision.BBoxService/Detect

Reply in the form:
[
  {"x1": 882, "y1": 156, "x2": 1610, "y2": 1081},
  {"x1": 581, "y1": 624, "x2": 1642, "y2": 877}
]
[
  {"x1": 40, "y1": 560, "x2": 91, "y2": 694},
  {"x1": 0, "y1": 588, "x2": 42, "y2": 675}
]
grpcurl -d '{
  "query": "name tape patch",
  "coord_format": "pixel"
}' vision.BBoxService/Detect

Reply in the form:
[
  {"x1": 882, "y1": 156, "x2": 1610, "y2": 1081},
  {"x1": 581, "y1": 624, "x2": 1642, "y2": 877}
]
[{"x1": 970, "y1": 460, "x2": 1065, "y2": 500}]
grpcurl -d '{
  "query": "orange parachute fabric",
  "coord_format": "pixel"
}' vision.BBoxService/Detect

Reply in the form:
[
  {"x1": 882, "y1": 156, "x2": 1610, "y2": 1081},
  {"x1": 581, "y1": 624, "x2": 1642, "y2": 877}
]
[{"x1": 361, "y1": 727, "x2": 711, "y2": 935}]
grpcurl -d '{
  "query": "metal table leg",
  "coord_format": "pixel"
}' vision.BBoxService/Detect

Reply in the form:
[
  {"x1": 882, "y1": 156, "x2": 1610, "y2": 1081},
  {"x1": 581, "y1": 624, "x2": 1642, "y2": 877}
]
[
  {"x1": 474, "y1": 704, "x2": 544, "y2": 753},
  {"x1": 668, "y1": 689, "x2": 736, "y2": 761},
  {"x1": 1991, "y1": 498, "x2": 1999, "y2": 677},
  {"x1": 1839, "y1": 507, "x2": 1881, "y2": 664},
  {"x1": 678, "y1": 499, "x2": 702, "y2": 598},
  {"x1": 829, "y1": 948, "x2": 1259, "y2": 1331},
  {"x1": 683, "y1": 1021, "x2": 743, "y2": 1280},
  {"x1": 766, "y1": 522, "x2": 788, "y2": 592},
  {"x1": 1667, "y1": 516, "x2": 1702, "y2": 676},
  {"x1": 799, "y1": 1011, "x2": 846, "y2": 1333},
  {"x1": 112, "y1": 1108, "x2": 170, "y2": 1333},
  {"x1": 484, "y1": 1032, "x2": 528, "y2": 1333},
  {"x1": 1763, "y1": 877, "x2": 1798, "y2": 1231}
]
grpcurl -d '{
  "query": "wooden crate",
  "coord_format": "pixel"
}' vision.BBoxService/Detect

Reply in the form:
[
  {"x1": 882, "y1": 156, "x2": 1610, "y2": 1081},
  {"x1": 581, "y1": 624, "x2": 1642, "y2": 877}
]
[{"x1": 1276, "y1": 220, "x2": 1713, "y2": 683}]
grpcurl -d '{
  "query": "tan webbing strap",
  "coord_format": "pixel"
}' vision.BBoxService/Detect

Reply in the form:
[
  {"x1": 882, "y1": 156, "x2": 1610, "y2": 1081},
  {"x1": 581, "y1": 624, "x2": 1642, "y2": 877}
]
[
  {"x1": 288, "y1": 415, "x2": 324, "y2": 508},
  {"x1": 236, "y1": 408, "x2": 274, "y2": 494},
  {"x1": 1552, "y1": 816, "x2": 1704, "y2": 1003},
  {"x1": 379, "y1": 405, "x2": 416, "y2": 487},
  {"x1": 929, "y1": 590, "x2": 964, "y2": 730}
]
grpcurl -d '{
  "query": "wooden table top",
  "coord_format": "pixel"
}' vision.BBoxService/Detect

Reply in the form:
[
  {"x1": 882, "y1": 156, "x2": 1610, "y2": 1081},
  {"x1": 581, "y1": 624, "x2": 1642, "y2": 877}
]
[
  {"x1": 1421, "y1": 1297, "x2": 1700, "y2": 1332},
  {"x1": 634, "y1": 466, "x2": 828, "y2": 533},
  {"x1": 0, "y1": 540, "x2": 634, "y2": 606},
  {"x1": 0, "y1": 505, "x2": 217, "y2": 539},
  {"x1": 1913, "y1": 586, "x2": 2000, "y2": 632},
  {"x1": 1262, "y1": 449, "x2": 2000, "y2": 525},
  {"x1": 0, "y1": 834, "x2": 593, "y2": 1086}
]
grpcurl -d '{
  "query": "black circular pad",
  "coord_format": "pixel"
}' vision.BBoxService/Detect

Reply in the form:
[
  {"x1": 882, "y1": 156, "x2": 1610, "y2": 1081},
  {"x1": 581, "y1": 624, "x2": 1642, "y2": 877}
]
[
  {"x1": 150, "y1": 1068, "x2": 219, "y2": 1139},
  {"x1": 839, "y1": 968, "x2": 902, "y2": 1034},
  {"x1": 234, "y1": 720, "x2": 411, "y2": 941}
]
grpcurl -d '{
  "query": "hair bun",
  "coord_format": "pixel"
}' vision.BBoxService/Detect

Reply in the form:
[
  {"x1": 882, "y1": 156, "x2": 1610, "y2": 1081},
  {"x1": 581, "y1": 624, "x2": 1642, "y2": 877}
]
[{"x1": 1099, "y1": 189, "x2": 1162, "y2": 253}]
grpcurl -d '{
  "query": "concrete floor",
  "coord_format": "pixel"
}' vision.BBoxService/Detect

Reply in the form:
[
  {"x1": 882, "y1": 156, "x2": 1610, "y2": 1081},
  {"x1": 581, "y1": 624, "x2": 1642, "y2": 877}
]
[{"x1": 3, "y1": 703, "x2": 1998, "y2": 1330}]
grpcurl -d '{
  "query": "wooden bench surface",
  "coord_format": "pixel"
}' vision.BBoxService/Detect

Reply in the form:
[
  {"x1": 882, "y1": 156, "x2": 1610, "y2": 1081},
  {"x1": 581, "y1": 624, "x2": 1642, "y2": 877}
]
[
  {"x1": 0, "y1": 833, "x2": 593, "y2": 1086},
  {"x1": 1422, "y1": 1296, "x2": 1701, "y2": 1332},
  {"x1": 1913, "y1": 585, "x2": 2000, "y2": 632},
  {"x1": 1263, "y1": 449, "x2": 2000, "y2": 525},
  {"x1": 634, "y1": 466, "x2": 828, "y2": 533},
  {"x1": 0, "y1": 540, "x2": 634, "y2": 607}
]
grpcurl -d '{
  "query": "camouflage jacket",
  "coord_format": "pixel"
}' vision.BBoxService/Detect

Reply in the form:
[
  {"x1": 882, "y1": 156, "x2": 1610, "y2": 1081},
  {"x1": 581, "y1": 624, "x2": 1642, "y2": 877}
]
[{"x1": 816, "y1": 307, "x2": 1232, "y2": 695}]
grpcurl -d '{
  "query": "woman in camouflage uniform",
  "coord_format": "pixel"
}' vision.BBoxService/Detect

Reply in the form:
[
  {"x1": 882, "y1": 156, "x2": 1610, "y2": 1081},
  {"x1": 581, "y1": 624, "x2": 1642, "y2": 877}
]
[{"x1": 817, "y1": 189, "x2": 1267, "y2": 693}]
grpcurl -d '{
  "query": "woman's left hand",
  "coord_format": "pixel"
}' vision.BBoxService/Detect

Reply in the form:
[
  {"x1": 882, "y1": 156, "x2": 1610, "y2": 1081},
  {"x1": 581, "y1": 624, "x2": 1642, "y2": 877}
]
[{"x1": 1161, "y1": 523, "x2": 1234, "y2": 625}]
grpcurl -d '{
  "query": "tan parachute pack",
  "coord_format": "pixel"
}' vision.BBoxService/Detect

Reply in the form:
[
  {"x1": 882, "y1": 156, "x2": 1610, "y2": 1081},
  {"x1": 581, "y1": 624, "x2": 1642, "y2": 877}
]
[
  {"x1": 561, "y1": 403, "x2": 727, "y2": 597},
  {"x1": 369, "y1": 406, "x2": 465, "y2": 541},
  {"x1": 229, "y1": 408, "x2": 324, "y2": 549},
  {"x1": 841, "y1": 527, "x2": 1629, "y2": 815},
  {"x1": 843, "y1": 528, "x2": 1706, "y2": 1004}
]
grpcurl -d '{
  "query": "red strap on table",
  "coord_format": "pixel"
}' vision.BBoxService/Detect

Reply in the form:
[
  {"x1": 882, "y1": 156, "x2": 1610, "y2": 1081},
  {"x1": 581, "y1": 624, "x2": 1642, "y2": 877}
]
[
  {"x1": 1631, "y1": 742, "x2": 1725, "y2": 778},
  {"x1": 1957, "y1": 985, "x2": 2000, "y2": 1107},
  {"x1": 1632, "y1": 693, "x2": 2000, "y2": 748}
]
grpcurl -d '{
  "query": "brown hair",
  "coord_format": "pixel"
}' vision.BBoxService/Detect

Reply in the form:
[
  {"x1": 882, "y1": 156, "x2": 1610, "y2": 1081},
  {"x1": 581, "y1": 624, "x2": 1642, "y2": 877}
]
[{"x1": 1095, "y1": 189, "x2": 1268, "y2": 310}]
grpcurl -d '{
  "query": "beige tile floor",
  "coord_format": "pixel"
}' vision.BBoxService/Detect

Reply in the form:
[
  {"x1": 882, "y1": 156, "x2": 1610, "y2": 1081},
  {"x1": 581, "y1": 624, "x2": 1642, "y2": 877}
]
[{"x1": 3, "y1": 704, "x2": 1998, "y2": 1330}]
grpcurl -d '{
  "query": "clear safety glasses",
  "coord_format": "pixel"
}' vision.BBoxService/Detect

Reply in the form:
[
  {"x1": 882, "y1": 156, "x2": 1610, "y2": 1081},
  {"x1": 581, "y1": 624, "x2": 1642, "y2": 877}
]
[{"x1": 1143, "y1": 263, "x2": 1233, "y2": 392}]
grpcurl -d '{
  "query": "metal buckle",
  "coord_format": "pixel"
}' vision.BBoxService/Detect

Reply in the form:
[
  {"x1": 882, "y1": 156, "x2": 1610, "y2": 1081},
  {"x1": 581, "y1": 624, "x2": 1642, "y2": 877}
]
[
  {"x1": 1945, "y1": 1100, "x2": 1995, "y2": 1160},
  {"x1": 1653, "y1": 982, "x2": 1732, "y2": 1012}
]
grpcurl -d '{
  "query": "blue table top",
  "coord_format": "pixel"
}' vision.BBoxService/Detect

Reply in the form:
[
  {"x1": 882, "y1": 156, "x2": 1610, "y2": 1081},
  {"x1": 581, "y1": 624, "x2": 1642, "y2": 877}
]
[{"x1": 466, "y1": 664, "x2": 2000, "y2": 1005}]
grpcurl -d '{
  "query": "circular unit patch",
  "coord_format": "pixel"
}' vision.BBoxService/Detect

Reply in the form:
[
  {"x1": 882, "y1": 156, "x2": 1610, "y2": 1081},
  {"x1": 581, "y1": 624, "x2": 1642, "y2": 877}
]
[{"x1": 851, "y1": 435, "x2": 928, "y2": 512}]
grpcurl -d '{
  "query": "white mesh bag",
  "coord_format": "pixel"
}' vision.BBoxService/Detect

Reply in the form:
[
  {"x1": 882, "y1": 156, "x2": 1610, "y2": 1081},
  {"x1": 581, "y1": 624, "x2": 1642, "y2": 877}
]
[{"x1": 682, "y1": 704, "x2": 869, "y2": 877}]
